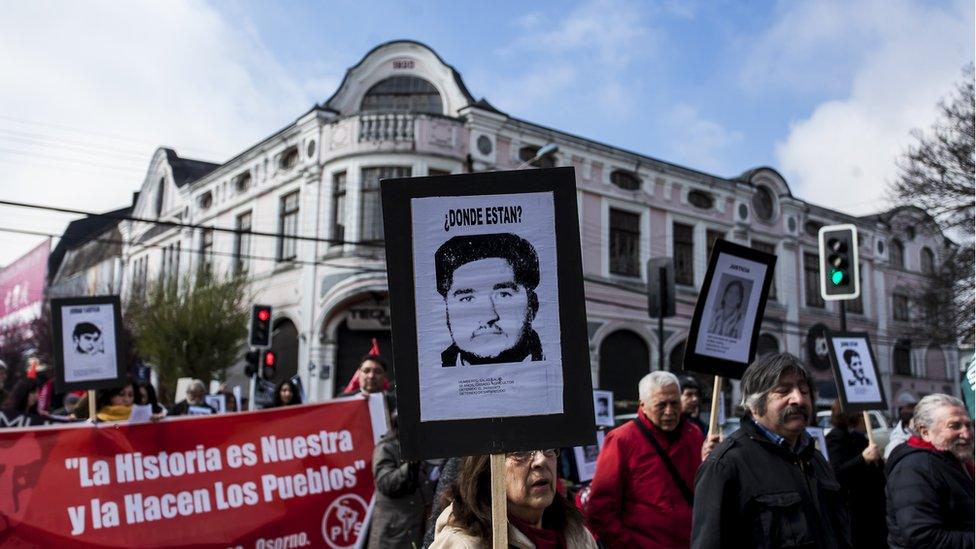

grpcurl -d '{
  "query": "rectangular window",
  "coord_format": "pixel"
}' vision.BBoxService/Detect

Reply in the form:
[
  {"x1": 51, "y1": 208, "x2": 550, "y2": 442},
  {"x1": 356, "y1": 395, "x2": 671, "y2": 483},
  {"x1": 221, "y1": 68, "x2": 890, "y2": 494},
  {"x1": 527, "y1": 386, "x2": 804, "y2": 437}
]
[
  {"x1": 893, "y1": 294, "x2": 910, "y2": 321},
  {"x1": 428, "y1": 168, "x2": 451, "y2": 177},
  {"x1": 331, "y1": 172, "x2": 346, "y2": 244},
  {"x1": 278, "y1": 191, "x2": 300, "y2": 261},
  {"x1": 199, "y1": 228, "x2": 214, "y2": 275},
  {"x1": 751, "y1": 241, "x2": 777, "y2": 299},
  {"x1": 360, "y1": 166, "x2": 411, "y2": 242},
  {"x1": 609, "y1": 209, "x2": 641, "y2": 277},
  {"x1": 234, "y1": 211, "x2": 252, "y2": 275},
  {"x1": 706, "y1": 229, "x2": 725, "y2": 260},
  {"x1": 804, "y1": 252, "x2": 825, "y2": 308},
  {"x1": 673, "y1": 223, "x2": 694, "y2": 286}
]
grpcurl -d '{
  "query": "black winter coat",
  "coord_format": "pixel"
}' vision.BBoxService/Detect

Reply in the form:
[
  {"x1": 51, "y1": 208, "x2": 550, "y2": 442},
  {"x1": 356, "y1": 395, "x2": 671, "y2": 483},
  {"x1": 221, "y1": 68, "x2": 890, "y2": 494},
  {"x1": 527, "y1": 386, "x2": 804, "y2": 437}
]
[
  {"x1": 825, "y1": 427, "x2": 888, "y2": 548},
  {"x1": 368, "y1": 430, "x2": 437, "y2": 549},
  {"x1": 885, "y1": 441, "x2": 974, "y2": 549},
  {"x1": 691, "y1": 417, "x2": 852, "y2": 549}
]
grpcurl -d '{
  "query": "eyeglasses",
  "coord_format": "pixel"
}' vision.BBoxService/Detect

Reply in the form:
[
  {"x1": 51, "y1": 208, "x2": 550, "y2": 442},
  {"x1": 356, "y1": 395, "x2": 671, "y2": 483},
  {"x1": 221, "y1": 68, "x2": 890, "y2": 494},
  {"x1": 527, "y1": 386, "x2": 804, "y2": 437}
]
[{"x1": 506, "y1": 449, "x2": 559, "y2": 463}]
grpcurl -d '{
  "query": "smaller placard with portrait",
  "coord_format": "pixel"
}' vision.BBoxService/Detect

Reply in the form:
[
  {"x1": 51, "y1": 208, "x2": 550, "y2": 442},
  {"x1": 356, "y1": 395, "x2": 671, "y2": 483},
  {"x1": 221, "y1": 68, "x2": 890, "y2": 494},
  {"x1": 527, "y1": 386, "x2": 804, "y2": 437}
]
[
  {"x1": 683, "y1": 240, "x2": 777, "y2": 379},
  {"x1": 826, "y1": 332, "x2": 887, "y2": 413},
  {"x1": 593, "y1": 390, "x2": 614, "y2": 428},
  {"x1": 571, "y1": 430, "x2": 606, "y2": 483},
  {"x1": 51, "y1": 295, "x2": 126, "y2": 393}
]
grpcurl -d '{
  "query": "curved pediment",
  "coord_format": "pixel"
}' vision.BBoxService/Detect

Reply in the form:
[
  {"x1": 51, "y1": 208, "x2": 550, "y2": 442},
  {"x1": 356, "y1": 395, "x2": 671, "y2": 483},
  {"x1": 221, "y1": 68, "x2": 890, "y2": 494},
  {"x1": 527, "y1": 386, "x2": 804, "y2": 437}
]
[{"x1": 321, "y1": 40, "x2": 486, "y2": 118}]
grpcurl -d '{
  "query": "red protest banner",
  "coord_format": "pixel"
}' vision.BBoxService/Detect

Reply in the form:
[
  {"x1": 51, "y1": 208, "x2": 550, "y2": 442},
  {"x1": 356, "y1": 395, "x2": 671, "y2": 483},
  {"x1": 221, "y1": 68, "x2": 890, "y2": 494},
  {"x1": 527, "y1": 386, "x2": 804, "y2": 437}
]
[{"x1": 0, "y1": 396, "x2": 385, "y2": 548}]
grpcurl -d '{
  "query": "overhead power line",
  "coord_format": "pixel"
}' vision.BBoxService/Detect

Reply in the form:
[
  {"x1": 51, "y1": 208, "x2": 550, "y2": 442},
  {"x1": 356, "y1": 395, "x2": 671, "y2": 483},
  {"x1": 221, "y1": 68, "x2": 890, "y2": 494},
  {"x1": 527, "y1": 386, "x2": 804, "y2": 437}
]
[
  {"x1": 0, "y1": 225, "x2": 386, "y2": 273},
  {"x1": 0, "y1": 198, "x2": 385, "y2": 248}
]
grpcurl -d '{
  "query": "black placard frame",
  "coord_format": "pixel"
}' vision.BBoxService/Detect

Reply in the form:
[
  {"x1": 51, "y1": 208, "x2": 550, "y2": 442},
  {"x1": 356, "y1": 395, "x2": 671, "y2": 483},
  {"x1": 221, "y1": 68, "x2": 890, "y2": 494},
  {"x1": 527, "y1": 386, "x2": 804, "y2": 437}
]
[{"x1": 381, "y1": 167, "x2": 595, "y2": 460}]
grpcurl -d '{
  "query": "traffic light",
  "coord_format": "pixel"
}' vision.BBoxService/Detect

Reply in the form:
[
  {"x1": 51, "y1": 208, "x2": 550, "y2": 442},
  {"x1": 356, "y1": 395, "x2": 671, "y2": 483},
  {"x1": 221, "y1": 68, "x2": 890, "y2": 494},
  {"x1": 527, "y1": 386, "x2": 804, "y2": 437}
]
[
  {"x1": 818, "y1": 224, "x2": 860, "y2": 301},
  {"x1": 244, "y1": 350, "x2": 260, "y2": 377},
  {"x1": 647, "y1": 257, "x2": 675, "y2": 318},
  {"x1": 249, "y1": 305, "x2": 273, "y2": 348},
  {"x1": 261, "y1": 350, "x2": 277, "y2": 381}
]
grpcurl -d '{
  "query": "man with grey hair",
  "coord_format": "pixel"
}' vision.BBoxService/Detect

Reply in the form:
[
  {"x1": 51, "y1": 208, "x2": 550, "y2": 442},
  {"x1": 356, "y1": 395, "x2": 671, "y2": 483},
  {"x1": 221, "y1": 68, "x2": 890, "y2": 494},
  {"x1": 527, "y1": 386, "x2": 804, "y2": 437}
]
[
  {"x1": 169, "y1": 379, "x2": 216, "y2": 416},
  {"x1": 885, "y1": 393, "x2": 974, "y2": 548},
  {"x1": 691, "y1": 353, "x2": 851, "y2": 549},
  {"x1": 585, "y1": 371, "x2": 705, "y2": 547}
]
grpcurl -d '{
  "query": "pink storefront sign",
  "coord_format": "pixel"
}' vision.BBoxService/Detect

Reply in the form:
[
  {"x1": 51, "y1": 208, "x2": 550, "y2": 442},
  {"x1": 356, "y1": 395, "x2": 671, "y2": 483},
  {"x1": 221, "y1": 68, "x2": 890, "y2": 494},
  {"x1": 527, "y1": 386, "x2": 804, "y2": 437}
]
[{"x1": 0, "y1": 238, "x2": 50, "y2": 323}]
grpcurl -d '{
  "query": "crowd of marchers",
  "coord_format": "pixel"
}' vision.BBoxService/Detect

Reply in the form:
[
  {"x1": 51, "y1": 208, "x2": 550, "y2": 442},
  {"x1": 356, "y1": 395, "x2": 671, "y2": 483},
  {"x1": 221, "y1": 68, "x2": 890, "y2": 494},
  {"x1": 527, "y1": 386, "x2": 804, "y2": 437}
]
[
  {"x1": 345, "y1": 353, "x2": 974, "y2": 549},
  {"x1": 0, "y1": 358, "x2": 304, "y2": 427},
  {"x1": 2, "y1": 350, "x2": 972, "y2": 548}
]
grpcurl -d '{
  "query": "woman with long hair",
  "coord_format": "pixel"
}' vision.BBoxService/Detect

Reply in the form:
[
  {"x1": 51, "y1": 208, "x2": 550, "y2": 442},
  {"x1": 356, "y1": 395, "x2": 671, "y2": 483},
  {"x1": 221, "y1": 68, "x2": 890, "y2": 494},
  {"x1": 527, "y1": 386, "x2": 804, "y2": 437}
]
[
  {"x1": 1, "y1": 379, "x2": 40, "y2": 416},
  {"x1": 95, "y1": 384, "x2": 135, "y2": 422},
  {"x1": 430, "y1": 452, "x2": 597, "y2": 547},
  {"x1": 271, "y1": 379, "x2": 302, "y2": 407}
]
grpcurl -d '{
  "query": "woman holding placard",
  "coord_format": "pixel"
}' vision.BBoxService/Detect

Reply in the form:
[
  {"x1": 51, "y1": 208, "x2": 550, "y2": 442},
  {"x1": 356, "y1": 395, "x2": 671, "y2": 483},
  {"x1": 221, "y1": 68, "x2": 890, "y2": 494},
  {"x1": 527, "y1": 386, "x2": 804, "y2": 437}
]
[{"x1": 429, "y1": 452, "x2": 597, "y2": 548}]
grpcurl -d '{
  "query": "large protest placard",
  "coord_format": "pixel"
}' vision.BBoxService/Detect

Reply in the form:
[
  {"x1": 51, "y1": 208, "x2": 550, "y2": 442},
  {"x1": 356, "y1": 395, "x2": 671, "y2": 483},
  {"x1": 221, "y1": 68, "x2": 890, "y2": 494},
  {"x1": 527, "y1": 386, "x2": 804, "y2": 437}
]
[
  {"x1": 51, "y1": 295, "x2": 126, "y2": 393},
  {"x1": 683, "y1": 240, "x2": 777, "y2": 379},
  {"x1": 382, "y1": 167, "x2": 595, "y2": 459},
  {"x1": 0, "y1": 396, "x2": 385, "y2": 547},
  {"x1": 825, "y1": 331, "x2": 887, "y2": 413}
]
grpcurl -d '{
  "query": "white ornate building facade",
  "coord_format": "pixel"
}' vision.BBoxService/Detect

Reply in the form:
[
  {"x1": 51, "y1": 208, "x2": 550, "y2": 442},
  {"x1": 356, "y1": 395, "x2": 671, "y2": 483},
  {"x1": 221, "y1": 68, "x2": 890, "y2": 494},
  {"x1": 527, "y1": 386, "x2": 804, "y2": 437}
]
[{"x1": 118, "y1": 41, "x2": 959, "y2": 411}]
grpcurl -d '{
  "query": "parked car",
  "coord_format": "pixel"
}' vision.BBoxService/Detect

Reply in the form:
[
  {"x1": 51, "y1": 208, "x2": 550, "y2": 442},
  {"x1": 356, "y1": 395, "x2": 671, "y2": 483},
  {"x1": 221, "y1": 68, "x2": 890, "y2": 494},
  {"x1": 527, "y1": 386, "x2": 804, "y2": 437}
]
[{"x1": 816, "y1": 409, "x2": 891, "y2": 450}]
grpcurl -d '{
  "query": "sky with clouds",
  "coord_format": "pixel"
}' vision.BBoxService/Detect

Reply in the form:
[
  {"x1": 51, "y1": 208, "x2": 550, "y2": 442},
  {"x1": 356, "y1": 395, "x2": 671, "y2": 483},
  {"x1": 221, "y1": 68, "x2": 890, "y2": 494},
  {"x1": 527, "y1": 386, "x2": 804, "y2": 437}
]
[{"x1": 0, "y1": 0, "x2": 972, "y2": 266}]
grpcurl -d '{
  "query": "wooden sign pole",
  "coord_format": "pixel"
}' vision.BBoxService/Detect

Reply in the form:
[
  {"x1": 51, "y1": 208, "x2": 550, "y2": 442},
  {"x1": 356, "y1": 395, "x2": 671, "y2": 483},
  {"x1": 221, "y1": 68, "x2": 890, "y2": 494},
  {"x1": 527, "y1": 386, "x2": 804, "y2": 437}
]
[
  {"x1": 87, "y1": 389, "x2": 97, "y2": 421},
  {"x1": 862, "y1": 411, "x2": 875, "y2": 446},
  {"x1": 707, "y1": 376, "x2": 723, "y2": 438},
  {"x1": 489, "y1": 453, "x2": 508, "y2": 549}
]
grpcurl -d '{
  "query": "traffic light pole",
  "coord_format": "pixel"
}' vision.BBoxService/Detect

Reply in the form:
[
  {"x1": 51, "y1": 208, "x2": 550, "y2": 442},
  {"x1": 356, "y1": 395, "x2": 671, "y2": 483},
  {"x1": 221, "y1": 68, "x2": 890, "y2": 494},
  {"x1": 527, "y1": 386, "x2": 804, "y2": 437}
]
[
  {"x1": 247, "y1": 361, "x2": 257, "y2": 412},
  {"x1": 658, "y1": 266, "x2": 666, "y2": 371},
  {"x1": 839, "y1": 300, "x2": 847, "y2": 332}
]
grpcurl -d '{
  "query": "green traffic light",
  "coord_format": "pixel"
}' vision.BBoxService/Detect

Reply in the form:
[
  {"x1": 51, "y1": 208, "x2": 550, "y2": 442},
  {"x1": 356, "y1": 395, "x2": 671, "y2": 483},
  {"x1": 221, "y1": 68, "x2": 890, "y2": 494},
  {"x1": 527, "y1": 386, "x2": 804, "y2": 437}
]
[{"x1": 830, "y1": 269, "x2": 846, "y2": 285}]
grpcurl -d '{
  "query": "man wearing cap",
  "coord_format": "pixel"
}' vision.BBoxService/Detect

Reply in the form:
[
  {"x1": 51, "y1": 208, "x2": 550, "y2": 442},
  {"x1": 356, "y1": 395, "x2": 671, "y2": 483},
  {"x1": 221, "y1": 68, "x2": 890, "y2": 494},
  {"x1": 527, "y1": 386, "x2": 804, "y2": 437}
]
[
  {"x1": 434, "y1": 233, "x2": 543, "y2": 366},
  {"x1": 885, "y1": 393, "x2": 918, "y2": 458}
]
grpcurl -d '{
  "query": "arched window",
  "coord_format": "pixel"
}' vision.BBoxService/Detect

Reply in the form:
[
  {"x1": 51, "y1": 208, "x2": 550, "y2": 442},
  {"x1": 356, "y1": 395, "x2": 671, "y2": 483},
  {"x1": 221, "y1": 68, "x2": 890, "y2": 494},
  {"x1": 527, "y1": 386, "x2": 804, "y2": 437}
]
[
  {"x1": 360, "y1": 76, "x2": 442, "y2": 114},
  {"x1": 920, "y1": 247, "x2": 935, "y2": 275},
  {"x1": 893, "y1": 339, "x2": 912, "y2": 376},
  {"x1": 610, "y1": 170, "x2": 641, "y2": 191},
  {"x1": 752, "y1": 186, "x2": 775, "y2": 222},
  {"x1": 598, "y1": 330, "x2": 649, "y2": 404},
  {"x1": 889, "y1": 239, "x2": 905, "y2": 269}
]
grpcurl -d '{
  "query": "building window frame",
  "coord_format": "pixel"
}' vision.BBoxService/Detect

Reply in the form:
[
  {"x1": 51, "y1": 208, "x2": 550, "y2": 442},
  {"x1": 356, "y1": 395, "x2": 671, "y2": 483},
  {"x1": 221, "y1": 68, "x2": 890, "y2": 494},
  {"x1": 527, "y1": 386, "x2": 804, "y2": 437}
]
[
  {"x1": 673, "y1": 221, "x2": 695, "y2": 286},
  {"x1": 608, "y1": 208, "x2": 641, "y2": 277},
  {"x1": 360, "y1": 166, "x2": 411, "y2": 243},
  {"x1": 892, "y1": 291, "x2": 910, "y2": 322},
  {"x1": 804, "y1": 251, "x2": 825, "y2": 308},
  {"x1": 331, "y1": 171, "x2": 347, "y2": 246},
  {"x1": 199, "y1": 227, "x2": 214, "y2": 275},
  {"x1": 234, "y1": 211, "x2": 252, "y2": 275},
  {"x1": 277, "y1": 190, "x2": 300, "y2": 261}
]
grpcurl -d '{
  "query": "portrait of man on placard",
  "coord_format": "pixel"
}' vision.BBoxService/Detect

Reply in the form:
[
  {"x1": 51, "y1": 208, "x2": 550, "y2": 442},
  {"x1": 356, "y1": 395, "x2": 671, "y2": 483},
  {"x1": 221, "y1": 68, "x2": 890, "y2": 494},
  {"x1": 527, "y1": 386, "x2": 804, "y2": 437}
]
[
  {"x1": 435, "y1": 233, "x2": 543, "y2": 367},
  {"x1": 72, "y1": 322, "x2": 104, "y2": 356},
  {"x1": 842, "y1": 349, "x2": 872, "y2": 387}
]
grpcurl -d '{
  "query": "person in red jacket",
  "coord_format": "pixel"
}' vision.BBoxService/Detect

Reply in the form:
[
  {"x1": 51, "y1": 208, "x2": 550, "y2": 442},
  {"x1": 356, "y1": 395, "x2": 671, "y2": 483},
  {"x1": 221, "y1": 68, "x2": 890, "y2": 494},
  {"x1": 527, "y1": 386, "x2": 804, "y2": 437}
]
[{"x1": 585, "y1": 371, "x2": 704, "y2": 548}]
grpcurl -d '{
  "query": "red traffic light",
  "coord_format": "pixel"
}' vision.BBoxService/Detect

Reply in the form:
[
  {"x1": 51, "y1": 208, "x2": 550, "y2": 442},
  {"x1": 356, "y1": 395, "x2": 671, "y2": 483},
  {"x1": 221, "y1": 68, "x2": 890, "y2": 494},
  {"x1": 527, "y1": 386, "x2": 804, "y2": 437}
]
[
  {"x1": 263, "y1": 351, "x2": 277, "y2": 367},
  {"x1": 257, "y1": 308, "x2": 270, "y2": 322}
]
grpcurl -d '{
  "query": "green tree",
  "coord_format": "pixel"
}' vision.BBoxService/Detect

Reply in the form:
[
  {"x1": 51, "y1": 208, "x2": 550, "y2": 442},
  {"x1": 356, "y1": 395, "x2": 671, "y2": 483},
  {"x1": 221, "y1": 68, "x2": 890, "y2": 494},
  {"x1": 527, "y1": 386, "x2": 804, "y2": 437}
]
[
  {"x1": 126, "y1": 272, "x2": 249, "y2": 402},
  {"x1": 890, "y1": 64, "x2": 975, "y2": 340}
]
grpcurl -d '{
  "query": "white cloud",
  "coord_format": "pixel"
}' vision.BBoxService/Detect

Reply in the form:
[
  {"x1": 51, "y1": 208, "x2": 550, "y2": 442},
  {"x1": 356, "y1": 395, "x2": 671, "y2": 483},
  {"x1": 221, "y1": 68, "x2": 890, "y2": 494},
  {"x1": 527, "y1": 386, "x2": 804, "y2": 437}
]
[
  {"x1": 481, "y1": 0, "x2": 655, "y2": 117},
  {"x1": 0, "y1": 0, "x2": 326, "y2": 264},
  {"x1": 755, "y1": 0, "x2": 974, "y2": 215},
  {"x1": 664, "y1": 104, "x2": 744, "y2": 174}
]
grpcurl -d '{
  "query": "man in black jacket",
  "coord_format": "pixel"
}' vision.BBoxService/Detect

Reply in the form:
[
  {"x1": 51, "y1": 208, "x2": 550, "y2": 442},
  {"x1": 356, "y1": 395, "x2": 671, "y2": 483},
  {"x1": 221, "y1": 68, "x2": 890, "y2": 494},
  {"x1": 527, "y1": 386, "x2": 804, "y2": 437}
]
[
  {"x1": 691, "y1": 353, "x2": 851, "y2": 549},
  {"x1": 886, "y1": 393, "x2": 974, "y2": 549}
]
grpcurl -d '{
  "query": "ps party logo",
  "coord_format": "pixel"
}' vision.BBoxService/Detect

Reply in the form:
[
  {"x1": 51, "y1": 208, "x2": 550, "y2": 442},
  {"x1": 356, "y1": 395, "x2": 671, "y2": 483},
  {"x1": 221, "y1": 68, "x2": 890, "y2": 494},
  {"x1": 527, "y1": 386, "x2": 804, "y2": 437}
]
[{"x1": 321, "y1": 494, "x2": 367, "y2": 549}]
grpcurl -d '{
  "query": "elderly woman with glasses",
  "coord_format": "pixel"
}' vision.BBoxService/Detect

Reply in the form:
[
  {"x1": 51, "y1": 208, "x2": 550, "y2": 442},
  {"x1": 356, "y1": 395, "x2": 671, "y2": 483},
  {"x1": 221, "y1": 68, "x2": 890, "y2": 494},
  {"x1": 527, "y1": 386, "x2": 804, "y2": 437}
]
[{"x1": 429, "y1": 449, "x2": 597, "y2": 548}]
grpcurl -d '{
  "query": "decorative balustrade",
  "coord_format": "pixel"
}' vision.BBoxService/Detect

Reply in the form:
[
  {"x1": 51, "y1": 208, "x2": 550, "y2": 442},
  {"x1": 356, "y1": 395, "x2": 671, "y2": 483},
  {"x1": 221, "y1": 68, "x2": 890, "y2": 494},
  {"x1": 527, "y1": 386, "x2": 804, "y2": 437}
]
[{"x1": 358, "y1": 113, "x2": 415, "y2": 142}]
